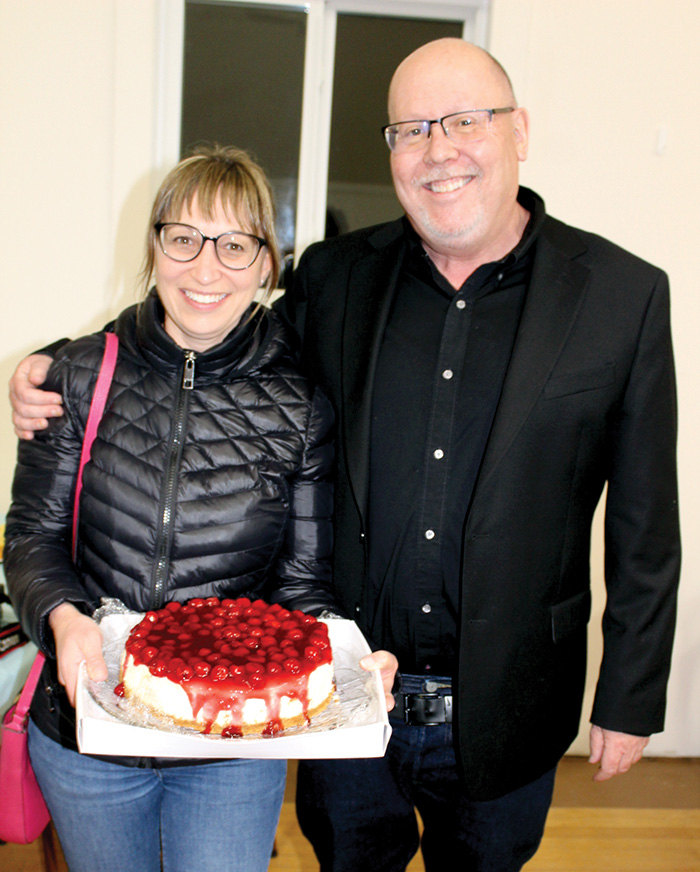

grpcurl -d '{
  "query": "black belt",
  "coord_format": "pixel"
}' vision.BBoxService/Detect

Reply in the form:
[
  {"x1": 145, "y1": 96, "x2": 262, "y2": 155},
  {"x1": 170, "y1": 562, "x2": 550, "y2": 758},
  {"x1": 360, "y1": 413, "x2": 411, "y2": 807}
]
[{"x1": 393, "y1": 691, "x2": 453, "y2": 725}]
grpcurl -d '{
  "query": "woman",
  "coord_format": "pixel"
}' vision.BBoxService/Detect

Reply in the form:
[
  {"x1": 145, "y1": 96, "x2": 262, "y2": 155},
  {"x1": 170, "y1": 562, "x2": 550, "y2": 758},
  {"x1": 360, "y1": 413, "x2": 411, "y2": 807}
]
[{"x1": 4, "y1": 145, "x2": 340, "y2": 872}]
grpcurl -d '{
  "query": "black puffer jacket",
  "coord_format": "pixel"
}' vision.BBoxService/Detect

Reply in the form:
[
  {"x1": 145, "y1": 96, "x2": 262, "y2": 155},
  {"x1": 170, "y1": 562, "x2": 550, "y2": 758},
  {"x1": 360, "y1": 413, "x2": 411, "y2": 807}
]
[{"x1": 5, "y1": 290, "x2": 337, "y2": 754}]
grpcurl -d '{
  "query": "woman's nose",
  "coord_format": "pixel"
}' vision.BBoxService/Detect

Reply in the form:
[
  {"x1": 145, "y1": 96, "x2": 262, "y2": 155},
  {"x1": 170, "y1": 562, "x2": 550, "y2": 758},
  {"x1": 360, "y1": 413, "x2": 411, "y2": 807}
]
[{"x1": 190, "y1": 238, "x2": 221, "y2": 280}]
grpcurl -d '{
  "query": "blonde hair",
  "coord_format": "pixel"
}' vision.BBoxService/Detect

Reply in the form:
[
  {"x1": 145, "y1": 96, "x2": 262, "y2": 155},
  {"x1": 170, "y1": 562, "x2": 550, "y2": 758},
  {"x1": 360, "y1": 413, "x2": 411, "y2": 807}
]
[{"x1": 141, "y1": 144, "x2": 281, "y2": 306}]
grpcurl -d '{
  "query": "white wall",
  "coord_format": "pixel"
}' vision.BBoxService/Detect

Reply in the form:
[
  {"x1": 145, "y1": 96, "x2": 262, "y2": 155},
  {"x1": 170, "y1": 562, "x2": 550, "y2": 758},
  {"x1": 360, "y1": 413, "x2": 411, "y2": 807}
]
[
  {"x1": 1, "y1": 0, "x2": 698, "y2": 755},
  {"x1": 490, "y1": 0, "x2": 700, "y2": 755}
]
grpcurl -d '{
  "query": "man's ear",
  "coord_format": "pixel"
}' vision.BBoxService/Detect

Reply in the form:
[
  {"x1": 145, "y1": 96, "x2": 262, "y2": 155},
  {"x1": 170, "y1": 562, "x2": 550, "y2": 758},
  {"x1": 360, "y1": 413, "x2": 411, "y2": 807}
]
[{"x1": 513, "y1": 107, "x2": 530, "y2": 162}]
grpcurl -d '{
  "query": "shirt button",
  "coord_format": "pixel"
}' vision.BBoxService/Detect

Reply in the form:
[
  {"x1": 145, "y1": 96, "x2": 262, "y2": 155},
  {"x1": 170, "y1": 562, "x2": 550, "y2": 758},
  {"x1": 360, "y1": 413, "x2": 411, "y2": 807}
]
[
  {"x1": 442, "y1": 369, "x2": 453, "y2": 380},
  {"x1": 421, "y1": 603, "x2": 432, "y2": 614},
  {"x1": 425, "y1": 529, "x2": 435, "y2": 540},
  {"x1": 456, "y1": 299, "x2": 466, "y2": 309},
  {"x1": 433, "y1": 448, "x2": 444, "y2": 459}
]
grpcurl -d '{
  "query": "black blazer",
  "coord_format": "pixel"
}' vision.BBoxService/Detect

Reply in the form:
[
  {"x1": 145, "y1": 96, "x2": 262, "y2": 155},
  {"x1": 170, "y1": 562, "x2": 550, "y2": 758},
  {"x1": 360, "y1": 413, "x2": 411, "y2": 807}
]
[{"x1": 278, "y1": 190, "x2": 680, "y2": 799}]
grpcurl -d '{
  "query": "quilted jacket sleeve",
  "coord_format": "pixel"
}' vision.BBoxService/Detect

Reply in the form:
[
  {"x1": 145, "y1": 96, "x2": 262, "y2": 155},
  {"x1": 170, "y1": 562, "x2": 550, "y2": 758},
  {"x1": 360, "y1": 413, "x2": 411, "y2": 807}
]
[
  {"x1": 269, "y1": 384, "x2": 343, "y2": 616},
  {"x1": 4, "y1": 351, "x2": 95, "y2": 653}
]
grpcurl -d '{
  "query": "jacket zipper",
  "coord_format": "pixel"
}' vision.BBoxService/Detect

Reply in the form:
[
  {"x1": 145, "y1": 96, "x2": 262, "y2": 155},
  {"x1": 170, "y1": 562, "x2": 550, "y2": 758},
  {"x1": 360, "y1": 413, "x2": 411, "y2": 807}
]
[{"x1": 151, "y1": 350, "x2": 196, "y2": 608}]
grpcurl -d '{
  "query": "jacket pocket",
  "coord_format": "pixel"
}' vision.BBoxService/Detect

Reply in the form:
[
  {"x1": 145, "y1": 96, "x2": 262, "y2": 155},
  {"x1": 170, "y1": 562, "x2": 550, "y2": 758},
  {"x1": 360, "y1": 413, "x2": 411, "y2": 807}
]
[
  {"x1": 543, "y1": 363, "x2": 615, "y2": 399},
  {"x1": 551, "y1": 589, "x2": 591, "y2": 644}
]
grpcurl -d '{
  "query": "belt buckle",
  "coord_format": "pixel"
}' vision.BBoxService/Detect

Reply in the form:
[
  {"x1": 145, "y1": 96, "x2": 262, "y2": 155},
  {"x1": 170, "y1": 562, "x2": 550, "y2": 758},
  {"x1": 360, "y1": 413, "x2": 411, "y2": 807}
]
[{"x1": 403, "y1": 692, "x2": 452, "y2": 725}]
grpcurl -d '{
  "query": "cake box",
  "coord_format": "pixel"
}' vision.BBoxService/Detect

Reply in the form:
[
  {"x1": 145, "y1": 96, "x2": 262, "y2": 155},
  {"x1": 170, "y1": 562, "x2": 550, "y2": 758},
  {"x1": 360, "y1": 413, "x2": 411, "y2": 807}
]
[{"x1": 76, "y1": 613, "x2": 391, "y2": 759}]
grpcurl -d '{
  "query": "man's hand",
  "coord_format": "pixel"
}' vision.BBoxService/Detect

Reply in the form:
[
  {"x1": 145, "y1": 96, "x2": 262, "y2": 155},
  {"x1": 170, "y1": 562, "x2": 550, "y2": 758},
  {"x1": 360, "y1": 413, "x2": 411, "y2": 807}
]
[
  {"x1": 9, "y1": 353, "x2": 61, "y2": 439},
  {"x1": 49, "y1": 602, "x2": 107, "y2": 707},
  {"x1": 589, "y1": 724, "x2": 649, "y2": 782},
  {"x1": 360, "y1": 649, "x2": 399, "y2": 711}
]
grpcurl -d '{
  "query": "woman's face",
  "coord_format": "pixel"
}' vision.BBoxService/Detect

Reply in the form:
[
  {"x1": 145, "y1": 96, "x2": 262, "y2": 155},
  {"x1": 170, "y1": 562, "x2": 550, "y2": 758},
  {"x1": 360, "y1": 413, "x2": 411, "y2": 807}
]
[{"x1": 155, "y1": 197, "x2": 271, "y2": 353}]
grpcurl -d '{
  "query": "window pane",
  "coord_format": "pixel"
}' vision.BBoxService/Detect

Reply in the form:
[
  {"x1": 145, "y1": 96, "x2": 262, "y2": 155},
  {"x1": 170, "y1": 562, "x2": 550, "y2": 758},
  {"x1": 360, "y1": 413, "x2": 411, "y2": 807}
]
[
  {"x1": 328, "y1": 15, "x2": 463, "y2": 235},
  {"x1": 181, "y1": 1, "x2": 306, "y2": 258}
]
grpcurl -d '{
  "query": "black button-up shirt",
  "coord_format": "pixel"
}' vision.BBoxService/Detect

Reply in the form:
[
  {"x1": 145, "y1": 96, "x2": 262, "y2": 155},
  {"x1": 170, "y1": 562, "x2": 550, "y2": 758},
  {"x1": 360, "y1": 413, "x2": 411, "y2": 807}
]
[{"x1": 366, "y1": 189, "x2": 545, "y2": 675}]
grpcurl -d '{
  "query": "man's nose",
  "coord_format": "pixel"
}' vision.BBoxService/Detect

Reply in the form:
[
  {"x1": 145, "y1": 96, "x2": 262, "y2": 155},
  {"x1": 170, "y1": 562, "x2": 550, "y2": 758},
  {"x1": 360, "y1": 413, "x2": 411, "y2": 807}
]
[{"x1": 424, "y1": 121, "x2": 460, "y2": 161}]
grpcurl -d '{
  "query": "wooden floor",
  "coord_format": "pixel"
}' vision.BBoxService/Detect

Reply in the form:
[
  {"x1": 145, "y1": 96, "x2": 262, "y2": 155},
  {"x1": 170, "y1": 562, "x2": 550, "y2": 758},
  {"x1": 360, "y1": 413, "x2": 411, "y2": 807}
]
[{"x1": 2, "y1": 757, "x2": 699, "y2": 871}]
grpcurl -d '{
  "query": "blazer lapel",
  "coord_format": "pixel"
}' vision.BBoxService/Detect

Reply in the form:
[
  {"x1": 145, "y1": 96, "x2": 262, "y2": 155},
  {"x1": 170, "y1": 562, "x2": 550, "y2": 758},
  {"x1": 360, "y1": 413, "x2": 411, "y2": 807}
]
[
  {"x1": 341, "y1": 223, "x2": 406, "y2": 520},
  {"x1": 475, "y1": 226, "x2": 591, "y2": 490}
]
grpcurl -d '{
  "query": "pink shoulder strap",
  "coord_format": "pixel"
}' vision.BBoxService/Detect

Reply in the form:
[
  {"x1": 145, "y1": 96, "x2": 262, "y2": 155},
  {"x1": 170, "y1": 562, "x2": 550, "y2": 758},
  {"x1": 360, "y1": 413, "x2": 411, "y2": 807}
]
[
  {"x1": 71, "y1": 332, "x2": 118, "y2": 561},
  {"x1": 10, "y1": 335, "x2": 117, "y2": 706},
  {"x1": 6, "y1": 650, "x2": 47, "y2": 728}
]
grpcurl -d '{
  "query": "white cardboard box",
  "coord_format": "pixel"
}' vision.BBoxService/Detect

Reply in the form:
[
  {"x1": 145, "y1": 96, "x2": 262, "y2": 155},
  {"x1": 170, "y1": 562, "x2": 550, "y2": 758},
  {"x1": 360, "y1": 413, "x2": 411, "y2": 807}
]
[{"x1": 76, "y1": 615, "x2": 391, "y2": 759}]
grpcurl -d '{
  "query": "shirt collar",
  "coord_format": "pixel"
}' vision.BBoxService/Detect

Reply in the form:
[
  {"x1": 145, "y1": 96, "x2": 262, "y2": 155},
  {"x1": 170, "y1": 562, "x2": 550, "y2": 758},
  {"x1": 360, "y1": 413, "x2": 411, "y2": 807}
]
[{"x1": 403, "y1": 185, "x2": 546, "y2": 275}]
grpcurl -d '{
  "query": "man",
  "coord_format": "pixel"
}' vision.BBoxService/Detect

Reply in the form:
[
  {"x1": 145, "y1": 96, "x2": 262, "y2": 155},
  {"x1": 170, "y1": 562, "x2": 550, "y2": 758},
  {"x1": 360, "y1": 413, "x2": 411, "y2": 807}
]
[{"x1": 10, "y1": 39, "x2": 680, "y2": 872}]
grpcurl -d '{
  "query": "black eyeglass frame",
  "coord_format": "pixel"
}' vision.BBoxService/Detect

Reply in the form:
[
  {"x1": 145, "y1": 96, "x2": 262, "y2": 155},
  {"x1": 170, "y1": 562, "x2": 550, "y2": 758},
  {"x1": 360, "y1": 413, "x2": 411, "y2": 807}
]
[
  {"x1": 155, "y1": 222, "x2": 267, "y2": 270},
  {"x1": 381, "y1": 107, "x2": 515, "y2": 150}
]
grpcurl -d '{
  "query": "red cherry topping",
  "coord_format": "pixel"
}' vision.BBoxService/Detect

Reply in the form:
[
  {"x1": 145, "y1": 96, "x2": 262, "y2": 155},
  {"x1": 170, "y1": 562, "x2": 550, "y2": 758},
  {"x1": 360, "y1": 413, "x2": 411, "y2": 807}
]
[{"x1": 124, "y1": 595, "x2": 334, "y2": 736}]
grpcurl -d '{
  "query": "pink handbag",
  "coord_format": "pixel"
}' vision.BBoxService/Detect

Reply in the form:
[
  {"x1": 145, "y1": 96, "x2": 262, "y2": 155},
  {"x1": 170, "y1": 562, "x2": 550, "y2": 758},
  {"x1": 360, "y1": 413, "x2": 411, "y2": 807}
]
[
  {"x1": 0, "y1": 331, "x2": 118, "y2": 844},
  {"x1": 0, "y1": 652, "x2": 49, "y2": 843}
]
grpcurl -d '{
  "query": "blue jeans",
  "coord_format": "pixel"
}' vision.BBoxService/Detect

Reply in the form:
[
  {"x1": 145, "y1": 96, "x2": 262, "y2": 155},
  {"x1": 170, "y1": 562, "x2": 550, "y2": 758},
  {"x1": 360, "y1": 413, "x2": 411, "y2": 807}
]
[
  {"x1": 296, "y1": 675, "x2": 556, "y2": 872},
  {"x1": 28, "y1": 719, "x2": 285, "y2": 872}
]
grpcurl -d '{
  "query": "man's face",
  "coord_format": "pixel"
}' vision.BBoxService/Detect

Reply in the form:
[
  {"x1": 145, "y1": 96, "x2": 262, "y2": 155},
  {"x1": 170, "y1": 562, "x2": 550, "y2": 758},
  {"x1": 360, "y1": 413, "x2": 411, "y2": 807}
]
[{"x1": 388, "y1": 44, "x2": 528, "y2": 261}]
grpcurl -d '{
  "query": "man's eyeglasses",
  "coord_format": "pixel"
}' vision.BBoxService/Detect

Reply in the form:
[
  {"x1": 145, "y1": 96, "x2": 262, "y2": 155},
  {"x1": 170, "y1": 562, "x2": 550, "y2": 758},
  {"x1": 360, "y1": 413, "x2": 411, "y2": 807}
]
[
  {"x1": 155, "y1": 223, "x2": 267, "y2": 270},
  {"x1": 382, "y1": 107, "x2": 515, "y2": 153}
]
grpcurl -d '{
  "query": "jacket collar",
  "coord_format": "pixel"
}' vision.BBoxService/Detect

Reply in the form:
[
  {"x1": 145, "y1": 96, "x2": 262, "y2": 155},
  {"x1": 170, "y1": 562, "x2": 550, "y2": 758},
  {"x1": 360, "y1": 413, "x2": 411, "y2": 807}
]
[
  {"x1": 474, "y1": 215, "x2": 591, "y2": 491},
  {"x1": 340, "y1": 222, "x2": 407, "y2": 517},
  {"x1": 115, "y1": 289, "x2": 288, "y2": 382}
]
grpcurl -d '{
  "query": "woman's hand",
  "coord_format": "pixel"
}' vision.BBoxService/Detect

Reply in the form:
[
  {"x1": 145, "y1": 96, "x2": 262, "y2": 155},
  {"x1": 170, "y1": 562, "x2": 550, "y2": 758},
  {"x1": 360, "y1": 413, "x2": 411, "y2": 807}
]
[
  {"x1": 48, "y1": 603, "x2": 107, "y2": 706},
  {"x1": 9, "y1": 353, "x2": 62, "y2": 439},
  {"x1": 359, "y1": 649, "x2": 399, "y2": 712}
]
